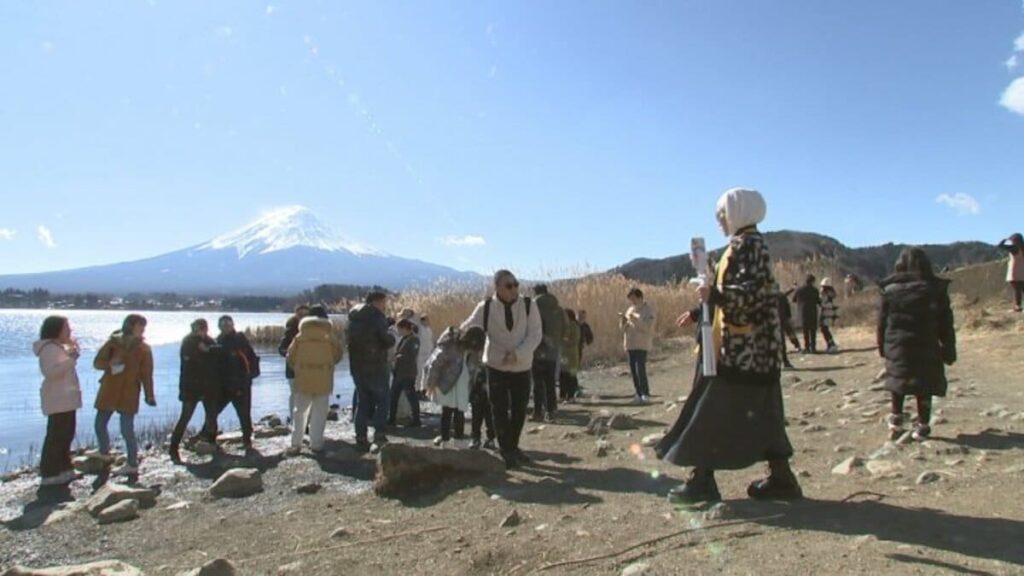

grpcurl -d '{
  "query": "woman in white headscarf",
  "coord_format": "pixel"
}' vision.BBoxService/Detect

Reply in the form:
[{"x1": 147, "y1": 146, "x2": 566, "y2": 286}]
[{"x1": 656, "y1": 188, "x2": 802, "y2": 503}]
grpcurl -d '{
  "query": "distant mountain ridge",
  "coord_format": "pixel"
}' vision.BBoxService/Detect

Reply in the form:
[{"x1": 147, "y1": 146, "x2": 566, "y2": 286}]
[
  {"x1": 0, "y1": 206, "x2": 479, "y2": 295},
  {"x1": 611, "y1": 231, "x2": 1003, "y2": 285}
]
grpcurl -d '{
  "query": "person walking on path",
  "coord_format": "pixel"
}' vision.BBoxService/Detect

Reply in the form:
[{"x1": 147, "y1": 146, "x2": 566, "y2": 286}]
[
  {"x1": 286, "y1": 305, "x2": 344, "y2": 455},
  {"x1": 560, "y1": 309, "x2": 582, "y2": 402},
  {"x1": 577, "y1": 309, "x2": 595, "y2": 363},
  {"x1": 170, "y1": 319, "x2": 220, "y2": 463},
  {"x1": 279, "y1": 304, "x2": 310, "y2": 425},
  {"x1": 776, "y1": 286, "x2": 801, "y2": 369},
  {"x1": 819, "y1": 278, "x2": 840, "y2": 353},
  {"x1": 211, "y1": 316, "x2": 259, "y2": 452},
  {"x1": 878, "y1": 248, "x2": 957, "y2": 441},
  {"x1": 388, "y1": 319, "x2": 422, "y2": 428},
  {"x1": 531, "y1": 284, "x2": 564, "y2": 422},
  {"x1": 792, "y1": 275, "x2": 821, "y2": 353},
  {"x1": 347, "y1": 291, "x2": 396, "y2": 452},
  {"x1": 461, "y1": 270, "x2": 543, "y2": 469},
  {"x1": 621, "y1": 288, "x2": 656, "y2": 404},
  {"x1": 997, "y1": 233, "x2": 1024, "y2": 312},
  {"x1": 657, "y1": 187, "x2": 801, "y2": 504},
  {"x1": 34, "y1": 316, "x2": 82, "y2": 486},
  {"x1": 93, "y1": 314, "x2": 156, "y2": 478}
]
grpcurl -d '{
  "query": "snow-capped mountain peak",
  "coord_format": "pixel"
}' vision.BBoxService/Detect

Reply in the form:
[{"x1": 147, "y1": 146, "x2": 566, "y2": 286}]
[{"x1": 197, "y1": 206, "x2": 383, "y2": 258}]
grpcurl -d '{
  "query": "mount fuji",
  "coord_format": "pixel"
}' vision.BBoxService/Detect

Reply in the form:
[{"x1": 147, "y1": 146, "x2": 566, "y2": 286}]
[{"x1": 0, "y1": 206, "x2": 480, "y2": 295}]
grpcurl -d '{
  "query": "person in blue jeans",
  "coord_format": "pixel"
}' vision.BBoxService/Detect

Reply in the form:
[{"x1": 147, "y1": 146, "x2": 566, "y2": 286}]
[
  {"x1": 620, "y1": 288, "x2": 656, "y2": 404},
  {"x1": 346, "y1": 291, "x2": 396, "y2": 452},
  {"x1": 92, "y1": 314, "x2": 156, "y2": 477}
]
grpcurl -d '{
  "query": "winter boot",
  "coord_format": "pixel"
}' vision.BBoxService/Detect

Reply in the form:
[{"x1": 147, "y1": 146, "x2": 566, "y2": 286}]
[
  {"x1": 747, "y1": 460, "x2": 803, "y2": 501},
  {"x1": 668, "y1": 468, "x2": 721, "y2": 504}
]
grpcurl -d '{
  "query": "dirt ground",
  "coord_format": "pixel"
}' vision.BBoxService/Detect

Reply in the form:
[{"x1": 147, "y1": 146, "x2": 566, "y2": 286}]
[{"x1": 2, "y1": 319, "x2": 1024, "y2": 575}]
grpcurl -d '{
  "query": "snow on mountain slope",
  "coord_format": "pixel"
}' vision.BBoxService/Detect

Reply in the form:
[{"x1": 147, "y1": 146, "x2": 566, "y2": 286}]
[{"x1": 197, "y1": 206, "x2": 384, "y2": 258}]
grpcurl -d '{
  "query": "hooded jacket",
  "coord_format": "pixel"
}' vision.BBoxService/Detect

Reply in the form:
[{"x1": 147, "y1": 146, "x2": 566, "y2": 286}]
[
  {"x1": 346, "y1": 304, "x2": 396, "y2": 377},
  {"x1": 878, "y1": 273, "x2": 956, "y2": 397},
  {"x1": 34, "y1": 339, "x2": 82, "y2": 416},
  {"x1": 423, "y1": 327, "x2": 465, "y2": 394},
  {"x1": 394, "y1": 332, "x2": 421, "y2": 380},
  {"x1": 287, "y1": 316, "x2": 344, "y2": 396},
  {"x1": 533, "y1": 292, "x2": 564, "y2": 362},
  {"x1": 217, "y1": 330, "x2": 258, "y2": 391},
  {"x1": 93, "y1": 332, "x2": 155, "y2": 414}
]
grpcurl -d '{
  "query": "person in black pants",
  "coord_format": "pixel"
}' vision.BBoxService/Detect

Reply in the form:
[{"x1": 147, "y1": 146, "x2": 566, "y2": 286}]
[
  {"x1": 461, "y1": 270, "x2": 544, "y2": 469},
  {"x1": 209, "y1": 316, "x2": 258, "y2": 450},
  {"x1": 469, "y1": 361, "x2": 496, "y2": 450},
  {"x1": 170, "y1": 319, "x2": 220, "y2": 462},
  {"x1": 388, "y1": 319, "x2": 422, "y2": 427},
  {"x1": 792, "y1": 275, "x2": 821, "y2": 353}
]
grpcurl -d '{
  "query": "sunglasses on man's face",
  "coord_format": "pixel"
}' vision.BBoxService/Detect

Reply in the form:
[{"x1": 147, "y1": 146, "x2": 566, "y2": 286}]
[{"x1": 504, "y1": 281, "x2": 520, "y2": 289}]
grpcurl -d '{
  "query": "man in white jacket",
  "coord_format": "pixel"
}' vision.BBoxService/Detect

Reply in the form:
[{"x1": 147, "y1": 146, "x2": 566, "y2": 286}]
[{"x1": 462, "y1": 269, "x2": 543, "y2": 469}]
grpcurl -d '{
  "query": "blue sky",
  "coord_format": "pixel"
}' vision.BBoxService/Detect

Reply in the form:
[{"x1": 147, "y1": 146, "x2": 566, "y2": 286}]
[{"x1": 1, "y1": 1, "x2": 1023, "y2": 277}]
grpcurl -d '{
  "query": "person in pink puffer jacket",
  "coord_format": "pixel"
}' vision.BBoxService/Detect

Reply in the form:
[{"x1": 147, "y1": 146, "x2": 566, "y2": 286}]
[{"x1": 33, "y1": 315, "x2": 83, "y2": 486}]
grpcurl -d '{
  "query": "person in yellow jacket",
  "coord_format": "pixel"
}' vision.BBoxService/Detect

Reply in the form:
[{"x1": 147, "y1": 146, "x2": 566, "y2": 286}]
[
  {"x1": 93, "y1": 314, "x2": 156, "y2": 477},
  {"x1": 286, "y1": 306, "x2": 344, "y2": 455}
]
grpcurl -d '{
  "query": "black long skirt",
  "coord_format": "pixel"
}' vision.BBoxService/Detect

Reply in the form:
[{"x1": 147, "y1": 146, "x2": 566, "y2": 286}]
[{"x1": 655, "y1": 362, "x2": 793, "y2": 471}]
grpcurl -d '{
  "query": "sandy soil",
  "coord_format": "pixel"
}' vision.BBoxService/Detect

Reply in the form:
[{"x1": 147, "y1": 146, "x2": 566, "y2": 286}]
[{"x1": 2, "y1": 321, "x2": 1023, "y2": 575}]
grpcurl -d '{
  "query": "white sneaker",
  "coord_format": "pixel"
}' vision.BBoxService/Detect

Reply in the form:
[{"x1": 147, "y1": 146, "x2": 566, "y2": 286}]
[
  {"x1": 285, "y1": 446, "x2": 302, "y2": 457},
  {"x1": 642, "y1": 395, "x2": 652, "y2": 404},
  {"x1": 632, "y1": 395, "x2": 644, "y2": 405}
]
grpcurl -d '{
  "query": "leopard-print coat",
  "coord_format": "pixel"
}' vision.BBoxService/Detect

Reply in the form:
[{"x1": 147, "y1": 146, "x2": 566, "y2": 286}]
[{"x1": 709, "y1": 228, "x2": 783, "y2": 377}]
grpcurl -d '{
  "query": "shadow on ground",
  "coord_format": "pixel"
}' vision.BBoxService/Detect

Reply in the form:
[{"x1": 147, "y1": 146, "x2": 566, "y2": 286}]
[{"x1": 726, "y1": 497, "x2": 1024, "y2": 567}]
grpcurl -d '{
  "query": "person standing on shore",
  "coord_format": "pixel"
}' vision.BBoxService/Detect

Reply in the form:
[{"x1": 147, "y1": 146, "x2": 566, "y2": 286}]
[
  {"x1": 170, "y1": 319, "x2": 220, "y2": 463},
  {"x1": 657, "y1": 187, "x2": 801, "y2": 503},
  {"x1": 792, "y1": 275, "x2": 821, "y2": 353},
  {"x1": 532, "y1": 284, "x2": 564, "y2": 422},
  {"x1": 286, "y1": 305, "x2": 344, "y2": 455},
  {"x1": 620, "y1": 288, "x2": 656, "y2": 404},
  {"x1": 214, "y1": 316, "x2": 259, "y2": 452},
  {"x1": 878, "y1": 248, "x2": 956, "y2": 441},
  {"x1": 560, "y1": 309, "x2": 582, "y2": 402},
  {"x1": 34, "y1": 316, "x2": 82, "y2": 487},
  {"x1": 461, "y1": 270, "x2": 543, "y2": 469},
  {"x1": 426, "y1": 327, "x2": 487, "y2": 446},
  {"x1": 279, "y1": 304, "x2": 311, "y2": 425},
  {"x1": 93, "y1": 314, "x2": 156, "y2": 478},
  {"x1": 776, "y1": 287, "x2": 800, "y2": 369},
  {"x1": 997, "y1": 233, "x2": 1024, "y2": 312},
  {"x1": 388, "y1": 319, "x2": 422, "y2": 428},
  {"x1": 347, "y1": 291, "x2": 396, "y2": 452}
]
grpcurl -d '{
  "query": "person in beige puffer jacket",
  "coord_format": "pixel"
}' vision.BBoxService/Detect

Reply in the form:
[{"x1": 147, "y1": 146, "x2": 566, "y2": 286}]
[
  {"x1": 34, "y1": 315, "x2": 83, "y2": 486},
  {"x1": 620, "y1": 288, "x2": 656, "y2": 403},
  {"x1": 287, "y1": 306, "x2": 344, "y2": 454}
]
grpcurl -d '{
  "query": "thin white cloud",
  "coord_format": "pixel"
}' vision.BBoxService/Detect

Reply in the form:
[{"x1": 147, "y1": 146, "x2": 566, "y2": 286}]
[
  {"x1": 36, "y1": 225, "x2": 56, "y2": 248},
  {"x1": 936, "y1": 193, "x2": 981, "y2": 216},
  {"x1": 1015, "y1": 32, "x2": 1024, "y2": 52},
  {"x1": 1001, "y1": 76, "x2": 1024, "y2": 115},
  {"x1": 441, "y1": 235, "x2": 487, "y2": 247},
  {"x1": 1008, "y1": 54, "x2": 1020, "y2": 70},
  {"x1": 0, "y1": 228, "x2": 15, "y2": 240}
]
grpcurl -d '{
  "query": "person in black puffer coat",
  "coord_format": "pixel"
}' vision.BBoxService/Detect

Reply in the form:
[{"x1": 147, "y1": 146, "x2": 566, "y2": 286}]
[
  {"x1": 346, "y1": 291, "x2": 396, "y2": 451},
  {"x1": 878, "y1": 247, "x2": 957, "y2": 441},
  {"x1": 170, "y1": 319, "x2": 220, "y2": 462}
]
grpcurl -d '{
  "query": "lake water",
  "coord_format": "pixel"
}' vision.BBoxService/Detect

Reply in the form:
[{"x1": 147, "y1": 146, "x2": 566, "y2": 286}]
[{"x1": 0, "y1": 309, "x2": 355, "y2": 470}]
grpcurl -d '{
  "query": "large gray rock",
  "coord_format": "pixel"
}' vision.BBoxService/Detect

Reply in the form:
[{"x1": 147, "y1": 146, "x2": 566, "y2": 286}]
[
  {"x1": 209, "y1": 469, "x2": 263, "y2": 499},
  {"x1": 374, "y1": 444, "x2": 504, "y2": 497},
  {"x1": 1, "y1": 560, "x2": 143, "y2": 576},
  {"x1": 72, "y1": 452, "x2": 120, "y2": 476},
  {"x1": 176, "y1": 559, "x2": 237, "y2": 576},
  {"x1": 96, "y1": 499, "x2": 139, "y2": 525},
  {"x1": 585, "y1": 410, "x2": 636, "y2": 435},
  {"x1": 86, "y1": 484, "x2": 158, "y2": 517}
]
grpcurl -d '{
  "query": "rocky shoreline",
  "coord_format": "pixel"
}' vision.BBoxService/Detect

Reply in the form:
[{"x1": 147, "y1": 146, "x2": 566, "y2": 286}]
[{"x1": 2, "y1": 327, "x2": 1024, "y2": 575}]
